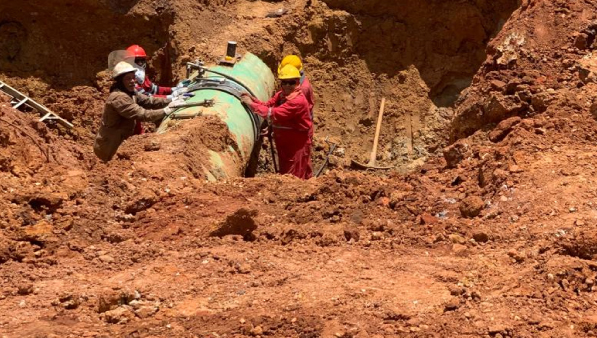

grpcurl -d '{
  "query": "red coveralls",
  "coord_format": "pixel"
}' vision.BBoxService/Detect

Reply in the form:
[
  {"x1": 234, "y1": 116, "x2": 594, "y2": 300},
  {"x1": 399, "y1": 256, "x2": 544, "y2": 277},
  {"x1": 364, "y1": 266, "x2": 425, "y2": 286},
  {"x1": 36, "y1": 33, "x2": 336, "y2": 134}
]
[
  {"x1": 249, "y1": 89, "x2": 313, "y2": 179},
  {"x1": 133, "y1": 77, "x2": 172, "y2": 134},
  {"x1": 300, "y1": 75, "x2": 315, "y2": 115}
]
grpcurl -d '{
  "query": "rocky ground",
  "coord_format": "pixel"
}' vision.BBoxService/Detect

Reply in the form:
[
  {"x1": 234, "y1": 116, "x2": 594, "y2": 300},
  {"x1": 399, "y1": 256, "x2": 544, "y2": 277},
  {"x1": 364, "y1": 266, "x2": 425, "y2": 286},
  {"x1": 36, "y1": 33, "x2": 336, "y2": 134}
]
[{"x1": 3, "y1": 0, "x2": 597, "y2": 337}]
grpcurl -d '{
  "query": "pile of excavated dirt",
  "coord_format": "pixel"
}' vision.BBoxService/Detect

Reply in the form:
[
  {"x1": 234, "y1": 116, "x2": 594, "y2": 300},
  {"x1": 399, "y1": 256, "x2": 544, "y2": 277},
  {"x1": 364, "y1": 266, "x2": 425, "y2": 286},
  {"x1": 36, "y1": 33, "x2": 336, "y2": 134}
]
[{"x1": 4, "y1": 0, "x2": 597, "y2": 337}]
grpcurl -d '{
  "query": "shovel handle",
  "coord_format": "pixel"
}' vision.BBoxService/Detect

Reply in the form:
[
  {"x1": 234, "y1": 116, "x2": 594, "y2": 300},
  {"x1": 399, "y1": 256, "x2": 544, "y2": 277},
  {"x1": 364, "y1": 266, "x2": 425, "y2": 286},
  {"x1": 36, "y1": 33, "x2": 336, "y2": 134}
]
[{"x1": 369, "y1": 97, "x2": 386, "y2": 165}]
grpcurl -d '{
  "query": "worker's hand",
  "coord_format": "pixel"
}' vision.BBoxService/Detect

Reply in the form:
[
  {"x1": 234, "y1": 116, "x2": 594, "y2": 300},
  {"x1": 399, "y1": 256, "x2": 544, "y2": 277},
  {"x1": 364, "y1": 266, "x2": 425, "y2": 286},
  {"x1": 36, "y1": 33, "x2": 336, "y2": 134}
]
[
  {"x1": 168, "y1": 98, "x2": 185, "y2": 108},
  {"x1": 167, "y1": 87, "x2": 191, "y2": 100},
  {"x1": 240, "y1": 93, "x2": 253, "y2": 106}
]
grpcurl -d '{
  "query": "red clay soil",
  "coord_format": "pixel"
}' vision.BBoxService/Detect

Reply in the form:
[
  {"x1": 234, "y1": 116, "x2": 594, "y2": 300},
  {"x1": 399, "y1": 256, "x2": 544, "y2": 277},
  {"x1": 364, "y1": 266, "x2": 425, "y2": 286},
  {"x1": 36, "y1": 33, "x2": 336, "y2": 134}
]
[{"x1": 3, "y1": 0, "x2": 597, "y2": 337}]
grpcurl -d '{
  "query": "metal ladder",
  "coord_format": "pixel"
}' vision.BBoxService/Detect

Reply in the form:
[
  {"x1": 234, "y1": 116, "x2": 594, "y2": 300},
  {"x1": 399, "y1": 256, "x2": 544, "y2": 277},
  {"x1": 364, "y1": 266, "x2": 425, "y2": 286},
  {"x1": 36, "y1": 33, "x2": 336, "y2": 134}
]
[{"x1": 0, "y1": 80, "x2": 73, "y2": 128}]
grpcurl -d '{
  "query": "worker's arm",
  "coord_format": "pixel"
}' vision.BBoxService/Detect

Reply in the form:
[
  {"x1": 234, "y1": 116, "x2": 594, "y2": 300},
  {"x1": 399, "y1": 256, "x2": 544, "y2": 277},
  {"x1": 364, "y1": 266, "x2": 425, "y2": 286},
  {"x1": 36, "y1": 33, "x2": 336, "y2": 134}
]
[
  {"x1": 135, "y1": 92, "x2": 170, "y2": 109},
  {"x1": 250, "y1": 96, "x2": 302, "y2": 122},
  {"x1": 111, "y1": 92, "x2": 165, "y2": 122},
  {"x1": 246, "y1": 92, "x2": 282, "y2": 115}
]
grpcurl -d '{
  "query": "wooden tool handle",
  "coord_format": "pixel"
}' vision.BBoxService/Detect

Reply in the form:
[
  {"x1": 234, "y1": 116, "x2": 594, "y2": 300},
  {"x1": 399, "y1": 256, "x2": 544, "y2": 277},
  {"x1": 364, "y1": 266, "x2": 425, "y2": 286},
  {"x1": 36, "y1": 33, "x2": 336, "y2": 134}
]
[{"x1": 368, "y1": 97, "x2": 386, "y2": 165}]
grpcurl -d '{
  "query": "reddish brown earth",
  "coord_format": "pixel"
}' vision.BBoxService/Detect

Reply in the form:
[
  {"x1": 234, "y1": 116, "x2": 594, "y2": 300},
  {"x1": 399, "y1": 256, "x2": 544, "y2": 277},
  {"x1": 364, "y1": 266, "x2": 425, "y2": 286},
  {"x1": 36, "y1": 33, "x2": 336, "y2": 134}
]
[{"x1": 3, "y1": 0, "x2": 597, "y2": 337}]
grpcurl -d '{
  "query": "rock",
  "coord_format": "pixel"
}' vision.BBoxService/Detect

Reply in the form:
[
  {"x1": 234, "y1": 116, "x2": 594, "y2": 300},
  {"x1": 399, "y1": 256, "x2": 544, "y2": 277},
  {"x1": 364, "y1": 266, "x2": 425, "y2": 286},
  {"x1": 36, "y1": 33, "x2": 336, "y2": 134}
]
[
  {"x1": 490, "y1": 80, "x2": 507, "y2": 92},
  {"x1": 444, "y1": 298, "x2": 460, "y2": 312},
  {"x1": 507, "y1": 249, "x2": 525, "y2": 263},
  {"x1": 134, "y1": 304, "x2": 159, "y2": 318},
  {"x1": 371, "y1": 232, "x2": 383, "y2": 241},
  {"x1": 578, "y1": 54, "x2": 597, "y2": 84},
  {"x1": 17, "y1": 283, "x2": 33, "y2": 295},
  {"x1": 58, "y1": 293, "x2": 81, "y2": 309},
  {"x1": 420, "y1": 213, "x2": 438, "y2": 225},
  {"x1": 98, "y1": 255, "x2": 115, "y2": 263},
  {"x1": 443, "y1": 140, "x2": 471, "y2": 168},
  {"x1": 495, "y1": 32, "x2": 524, "y2": 67},
  {"x1": 488, "y1": 324, "x2": 510, "y2": 335},
  {"x1": 472, "y1": 232, "x2": 489, "y2": 243},
  {"x1": 449, "y1": 286, "x2": 465, "y2": 296},
  {"x1": 235, "y1": 263, "x2": 251, "y2": 274},
  {"x1": 101, "y1": 306, "x2": 135, "y2": 324},
  {"x1": 98, "y1": 289, "x2": 136, "y2": 313},
  {"x1": 343, "y1": 226, "x2": 360, "y2": 242},
  {"x1": 250, "y1": 325, "x2": 264, "y2": 336},
  {"x1": 389, "y1": 191, "x2": 409, "y2": 208},
  {"x1": 484, "y1": 94, "x2": 525, "y2": 122},
  {"x1": 124, "y1": 189, "x2": 158, "y2": 215},
  {"x1": 488, "y1": 116, "x2": 521, "y2": 142},
  {"x1": 575, "y1": 33, "x2": 589, "y2": 49},
  {"x1": 531, "y1": 92, "x2": 551, "y2": 113},
  {"x1": 144, "y1": 140, "x2": 161, "y2": 152},
  {"x1": 17, "y1": 220, "x2": 58, "y2": 244},
  {"x1": 459, "y1": 196, "x2": 484, "y2": 218},
  {"x1": 448, "y1": 234, "x2": 467, "y2": 245}
]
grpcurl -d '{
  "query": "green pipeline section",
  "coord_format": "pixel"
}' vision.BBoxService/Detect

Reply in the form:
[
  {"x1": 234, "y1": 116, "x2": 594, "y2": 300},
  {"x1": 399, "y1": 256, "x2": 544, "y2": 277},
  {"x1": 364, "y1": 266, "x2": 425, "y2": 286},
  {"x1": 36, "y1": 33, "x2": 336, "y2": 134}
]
[{"x1": 156, "y1": 53, "x2": 275, "y2": 181}]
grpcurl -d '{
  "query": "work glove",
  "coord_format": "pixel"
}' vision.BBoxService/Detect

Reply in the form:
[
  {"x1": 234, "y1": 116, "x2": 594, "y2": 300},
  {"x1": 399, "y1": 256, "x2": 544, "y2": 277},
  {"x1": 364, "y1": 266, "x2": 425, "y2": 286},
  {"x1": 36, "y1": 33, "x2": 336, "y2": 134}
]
[
  {"x1": 167, "y1": 87, "x2": 194, "y2": 100},
  {"x1": 240, "y1": 93, "x2": 254, "y2": 106},
  {"x1": 168, "y1": 98, "x2": 185, "y2": 108},
  {"x1": 175, "y1": 79, "x2": 191, "y2": 88}
]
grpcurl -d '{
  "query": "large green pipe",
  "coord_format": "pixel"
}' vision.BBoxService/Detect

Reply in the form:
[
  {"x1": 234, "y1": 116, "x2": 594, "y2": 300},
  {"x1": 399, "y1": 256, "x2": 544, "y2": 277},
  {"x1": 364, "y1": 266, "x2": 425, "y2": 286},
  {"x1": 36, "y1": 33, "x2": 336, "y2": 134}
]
[{"x1": 157, "y1": 53, "x2": 275, "y2": 181}]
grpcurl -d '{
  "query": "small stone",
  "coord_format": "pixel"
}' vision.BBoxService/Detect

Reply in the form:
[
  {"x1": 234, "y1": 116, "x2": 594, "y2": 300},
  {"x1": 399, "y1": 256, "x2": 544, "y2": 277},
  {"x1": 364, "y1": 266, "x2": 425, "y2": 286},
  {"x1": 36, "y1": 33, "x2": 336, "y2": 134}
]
[
  {"x1": 459, "y1": 196, "x2": 484, "y2": 218},
  {"x1": 101, "y1": 307, "x2": 135, "y2": 324},
  {"x1": 488, "y1": 116, "x2": 522, "y2": 142},
  {"x1": 507, "y1": 250, "x2": 525, "y2": 263},
  {"x1": 135, "y1": 305, "x2": 159, "y2": 318},
  {"x1": 444, "y1": 298, "x2": 460, "y2": 312},
  {"x1": 575, "y1": 219, "x2": 585, "y2": 226},
  {"x1": 443, "y1": 140, "x2": 470, "y2": 168},
  {"x1": 449, "y1": 234, "x2": 467, "y2": 245},
  {"x1": 17, "y1": 283, "x2": 34, "y2": 295},
  {"x1": 420, "y1": 213, "x2": 438, "y2": 225},
  {"x1": 250, "y1": 325, "x2": 264, "y2": 336},
  {"x1": 98, "y1": 255, "x2": 115, "y2": 263},
  {"x1": 343, "y1": 226, "x2": 360, "y2": 242},
  {"x1": 488, "y1": 324, "x2": 508, "y2": 335},
  {"x1": 472, "y1": 232, "x2": 489, "y2": 243},
  {"x1": 490, "y1": 80, "x2": 507, "y2": 91},
  {"x1": 236, "y1": 263, "x2": 251, "y2": 274},
  {"x1": 371, "y1": 232, "x2": 383, "y2": 241},
  {"x1": 449, "y1": 286, "x2": 465, "y2": 296}
]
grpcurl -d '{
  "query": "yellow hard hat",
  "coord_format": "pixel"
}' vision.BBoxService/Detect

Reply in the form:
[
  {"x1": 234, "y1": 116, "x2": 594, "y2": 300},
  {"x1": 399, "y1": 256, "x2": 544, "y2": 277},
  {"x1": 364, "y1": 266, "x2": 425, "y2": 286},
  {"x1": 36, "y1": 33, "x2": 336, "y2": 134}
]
[
  {"x1": 278, "y1": 55, "x2": 303, "y2": 75},
  {"x1": 112, "y1": 61, "x2": 136, "y2": 79},
  {"x1": 278, "y1": 64, "x2": 301, "y2": 80}
]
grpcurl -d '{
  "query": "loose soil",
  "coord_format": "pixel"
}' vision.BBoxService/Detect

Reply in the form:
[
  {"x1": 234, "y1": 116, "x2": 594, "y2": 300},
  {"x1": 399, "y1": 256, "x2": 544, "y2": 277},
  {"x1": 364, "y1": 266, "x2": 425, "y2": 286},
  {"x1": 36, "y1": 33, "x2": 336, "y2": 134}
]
[{"x1": 3, "y1": 0, "x2": 597, "y2": 337}]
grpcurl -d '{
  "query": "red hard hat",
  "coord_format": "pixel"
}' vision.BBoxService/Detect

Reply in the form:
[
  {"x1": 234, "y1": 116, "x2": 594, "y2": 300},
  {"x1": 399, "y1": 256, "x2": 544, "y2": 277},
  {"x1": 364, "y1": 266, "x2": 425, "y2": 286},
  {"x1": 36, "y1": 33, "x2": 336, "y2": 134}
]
[{"x1": 126, "y1": 45, "x2": 147, "y2": 59}]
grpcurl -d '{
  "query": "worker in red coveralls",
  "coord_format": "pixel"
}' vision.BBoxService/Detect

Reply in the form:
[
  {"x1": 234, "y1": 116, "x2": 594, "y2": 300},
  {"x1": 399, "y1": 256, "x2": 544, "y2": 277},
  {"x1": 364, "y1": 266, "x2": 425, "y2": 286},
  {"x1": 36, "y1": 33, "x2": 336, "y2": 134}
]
[
  {"x1": 241, "y1": 64, "x2": 313, "y2": 179},
  {"x1": 125, "y1": 44, "x2": 190, "y2": 133},
  {"x1": 278, "y1": 55, "x2": 314, "y2": 122}
]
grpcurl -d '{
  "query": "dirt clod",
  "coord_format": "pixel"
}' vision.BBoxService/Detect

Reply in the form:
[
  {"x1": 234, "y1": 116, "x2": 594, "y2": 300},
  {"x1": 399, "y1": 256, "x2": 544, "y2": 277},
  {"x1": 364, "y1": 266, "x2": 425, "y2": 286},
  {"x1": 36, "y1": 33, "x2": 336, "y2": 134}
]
[{"x1": 459, "y1": 196, "x2": 484, "y2": 218}]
